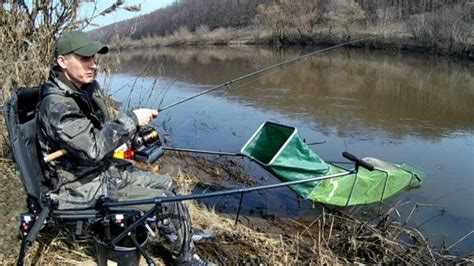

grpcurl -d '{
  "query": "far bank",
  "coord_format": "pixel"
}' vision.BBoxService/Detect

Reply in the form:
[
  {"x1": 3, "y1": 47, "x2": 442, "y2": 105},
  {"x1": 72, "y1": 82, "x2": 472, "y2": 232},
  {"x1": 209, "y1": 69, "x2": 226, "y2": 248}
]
[
  {"x1": 106, "y1": 25, "x2": 473, "y2": 60},
  {"x1": 92, "y1": 2, "x2": 473, "y2": 60}
]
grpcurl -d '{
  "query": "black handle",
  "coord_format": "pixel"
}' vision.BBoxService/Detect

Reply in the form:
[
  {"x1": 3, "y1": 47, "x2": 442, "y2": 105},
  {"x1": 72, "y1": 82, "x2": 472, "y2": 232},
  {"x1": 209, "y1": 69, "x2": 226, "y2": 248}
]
[{"x1": 342, "y1": 152, "x2": 374, "y2": 171}]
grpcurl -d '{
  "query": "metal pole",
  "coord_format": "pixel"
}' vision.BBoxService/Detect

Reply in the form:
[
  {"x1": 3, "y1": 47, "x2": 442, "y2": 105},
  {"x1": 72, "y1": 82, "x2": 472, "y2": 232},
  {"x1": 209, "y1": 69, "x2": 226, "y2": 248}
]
[
  {"x1": 110, "y1": 204, "x2": 159, "y2": 247},
  {"x1": 162, "y1": 147, "x2": 243, "y2": 157},
  {"x1": 104, "y1": 171, "x2": 353, "y2": 208},
  {"x1": 235, "y1": 192, "x2": 245, "y2": 225}
]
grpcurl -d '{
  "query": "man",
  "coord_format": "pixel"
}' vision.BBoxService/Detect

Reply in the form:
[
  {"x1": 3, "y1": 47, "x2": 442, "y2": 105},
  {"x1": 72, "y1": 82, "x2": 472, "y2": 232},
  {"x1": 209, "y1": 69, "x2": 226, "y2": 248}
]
[{"x1": 37, "y1": 31, "x2": 203, "y2": 264}]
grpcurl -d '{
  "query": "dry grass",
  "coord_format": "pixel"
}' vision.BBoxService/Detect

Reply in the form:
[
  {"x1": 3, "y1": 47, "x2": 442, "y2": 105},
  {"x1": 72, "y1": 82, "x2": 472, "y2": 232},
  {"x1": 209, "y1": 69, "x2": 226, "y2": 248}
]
[
  {"x1": 172, "y1": 167, "x2": 321, "y2": 264},
  {"x1": 1, "y1": 155, "x2": 472, "y2": 265},
  {"x1": 111, "y1": 26, "x2": 262, "y2": 51},
  {"x1": 0, "y1": 4, "x2": 63, "y2": 157}
]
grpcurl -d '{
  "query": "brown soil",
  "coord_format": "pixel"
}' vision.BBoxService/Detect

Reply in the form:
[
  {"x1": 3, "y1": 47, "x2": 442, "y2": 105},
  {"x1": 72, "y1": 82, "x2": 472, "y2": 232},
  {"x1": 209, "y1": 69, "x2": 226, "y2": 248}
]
[{"x1": 0, "y1": 160, "x2": 26, "y2": 265}]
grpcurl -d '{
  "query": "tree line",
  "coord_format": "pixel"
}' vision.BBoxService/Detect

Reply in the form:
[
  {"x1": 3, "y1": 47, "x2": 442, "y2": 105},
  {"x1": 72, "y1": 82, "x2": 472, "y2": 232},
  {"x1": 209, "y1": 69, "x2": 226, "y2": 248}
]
[
  {"x1": 90, "y1": 0, "x2": 274, "y2": 43},
  {"x1": 90, "y1": 0, "x2": 470, "y2": 43}
]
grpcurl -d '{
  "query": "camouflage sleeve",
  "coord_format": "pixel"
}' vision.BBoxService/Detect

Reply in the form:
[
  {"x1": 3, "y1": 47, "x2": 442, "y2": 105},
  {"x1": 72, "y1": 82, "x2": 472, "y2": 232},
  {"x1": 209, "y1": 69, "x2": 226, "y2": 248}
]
[{"x1": 38, "y1": 94, "x2": 138, "y2": 162}]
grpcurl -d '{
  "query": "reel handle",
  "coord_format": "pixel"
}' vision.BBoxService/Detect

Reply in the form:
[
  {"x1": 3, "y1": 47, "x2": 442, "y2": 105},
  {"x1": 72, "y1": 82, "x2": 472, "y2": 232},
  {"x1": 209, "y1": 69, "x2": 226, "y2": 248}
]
[{"x1": 44, "y1": 149, "x2": 67, "y2": 163}]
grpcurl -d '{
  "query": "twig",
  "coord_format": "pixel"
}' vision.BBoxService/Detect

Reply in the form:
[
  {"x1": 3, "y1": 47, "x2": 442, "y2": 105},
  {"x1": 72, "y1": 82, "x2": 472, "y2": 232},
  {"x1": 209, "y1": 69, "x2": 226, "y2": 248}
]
[
  {"x1": 415, "y1": 212, "x2": 445, "y2": 229},
  {"x1": 158, "y1": 78, "x2": 176, "y2": 109},
  {"x1": 447, "y1": 230, "x2": 474, "y2": 251},
  {"x1": 410, "y1": 226, "x2": 437, "y2": 264},
  {"x1": 289, "y1": 218, "x2": 317, "y2": 242},
  {"x1": 404, "y1": 203, "x2": 446, "y2": 225},
  {"x1": 328, "y1": 215, "x2": 335, "y2": 241}
]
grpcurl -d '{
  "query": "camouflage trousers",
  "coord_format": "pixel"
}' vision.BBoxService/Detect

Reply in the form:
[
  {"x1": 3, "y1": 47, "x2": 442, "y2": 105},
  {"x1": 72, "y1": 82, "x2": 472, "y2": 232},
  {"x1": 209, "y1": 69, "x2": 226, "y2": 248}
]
[{"x1": 51, "y1": 162, "x2": 194, "y2": 262}]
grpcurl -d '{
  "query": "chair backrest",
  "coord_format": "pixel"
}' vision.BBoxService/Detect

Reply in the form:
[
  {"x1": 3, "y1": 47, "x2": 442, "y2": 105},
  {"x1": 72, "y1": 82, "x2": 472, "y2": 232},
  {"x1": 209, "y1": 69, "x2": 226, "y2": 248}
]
[{"x1": 3, "y1": 87, "x2": 48, "y2": 210}]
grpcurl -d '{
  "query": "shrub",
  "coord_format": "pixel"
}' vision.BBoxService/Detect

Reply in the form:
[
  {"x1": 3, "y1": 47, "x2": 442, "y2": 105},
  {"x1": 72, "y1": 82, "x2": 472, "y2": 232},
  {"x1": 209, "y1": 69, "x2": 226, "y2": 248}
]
[{"x1": 409, "y1": 5, "x2": 473, "y2": 53}]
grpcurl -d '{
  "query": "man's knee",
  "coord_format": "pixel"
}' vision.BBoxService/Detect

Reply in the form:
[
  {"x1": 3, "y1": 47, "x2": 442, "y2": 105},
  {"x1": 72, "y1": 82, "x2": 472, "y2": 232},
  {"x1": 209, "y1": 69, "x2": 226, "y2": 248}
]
[{"x1": 125, "y1": 166, "x2": 175, "y2": 191}]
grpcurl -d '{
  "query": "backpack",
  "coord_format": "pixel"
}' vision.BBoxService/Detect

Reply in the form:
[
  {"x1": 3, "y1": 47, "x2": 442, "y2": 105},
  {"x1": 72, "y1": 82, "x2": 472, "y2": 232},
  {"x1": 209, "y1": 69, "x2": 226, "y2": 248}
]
[{"x1": 3, "y1": 87, "x2": 48, "y2": 212}]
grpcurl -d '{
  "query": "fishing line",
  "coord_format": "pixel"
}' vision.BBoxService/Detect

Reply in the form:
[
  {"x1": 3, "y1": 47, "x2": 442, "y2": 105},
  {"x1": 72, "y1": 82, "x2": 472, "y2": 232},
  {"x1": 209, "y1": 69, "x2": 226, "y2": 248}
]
[
  {"x1": 158, "y1": 38, "x2": 370, "y2": 112},
  {"x1": 173, "y1": 82, "x2": 238, "y2": 132},
  {"x1": 157, "y1": 78, "x2": 177, "y2": 110},
  {"x1": 172, "y1": 59, "x2": 289, "y2": 133},
  {"x1": 161, "y1": 38, "x2": 371, "y2": 133},
  {"x1": 171, "y1": 54, "x2": 304, "y2": 132}
]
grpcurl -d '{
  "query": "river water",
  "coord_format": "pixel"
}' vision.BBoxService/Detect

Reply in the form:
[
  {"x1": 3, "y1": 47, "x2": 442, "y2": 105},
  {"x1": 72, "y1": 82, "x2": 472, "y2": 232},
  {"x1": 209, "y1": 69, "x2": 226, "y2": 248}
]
[{"x1": 99, "y1": 46, "x2": 473, "y2": 254}]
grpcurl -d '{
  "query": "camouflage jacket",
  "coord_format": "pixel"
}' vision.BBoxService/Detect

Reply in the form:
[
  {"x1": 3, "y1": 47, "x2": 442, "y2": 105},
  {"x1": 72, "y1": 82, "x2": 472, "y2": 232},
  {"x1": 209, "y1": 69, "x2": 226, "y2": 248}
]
[{"x1": 37, "y1": 68, "x2": 138, "y2": 191}]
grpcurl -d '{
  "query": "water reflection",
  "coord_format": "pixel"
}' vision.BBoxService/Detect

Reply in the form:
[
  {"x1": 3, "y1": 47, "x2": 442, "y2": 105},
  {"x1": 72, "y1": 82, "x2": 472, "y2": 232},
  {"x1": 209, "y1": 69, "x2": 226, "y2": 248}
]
[{"x1": 106, "y1": 47, "x2": 473, "y2": 140}]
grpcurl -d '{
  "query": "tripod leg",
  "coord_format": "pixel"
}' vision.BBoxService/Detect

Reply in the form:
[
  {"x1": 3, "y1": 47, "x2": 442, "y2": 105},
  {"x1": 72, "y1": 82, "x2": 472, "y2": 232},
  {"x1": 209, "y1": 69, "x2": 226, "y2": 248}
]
[{"x1": 130, "y1": 234, "x2": 155, "y2": 266}]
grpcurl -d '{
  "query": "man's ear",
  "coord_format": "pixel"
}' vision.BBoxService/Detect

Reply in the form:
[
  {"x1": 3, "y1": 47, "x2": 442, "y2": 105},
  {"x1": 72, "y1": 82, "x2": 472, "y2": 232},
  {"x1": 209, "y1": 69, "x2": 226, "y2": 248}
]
[{"x1": 56, "y1": 55, "x2": 67, "y2": 69}]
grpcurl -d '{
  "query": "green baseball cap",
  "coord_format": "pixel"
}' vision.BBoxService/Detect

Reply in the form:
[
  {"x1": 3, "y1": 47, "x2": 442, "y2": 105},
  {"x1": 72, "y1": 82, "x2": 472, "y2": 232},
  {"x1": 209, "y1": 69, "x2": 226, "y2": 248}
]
[{"x1": 55, "y1": 31, "x2": 108, "y2": 57}]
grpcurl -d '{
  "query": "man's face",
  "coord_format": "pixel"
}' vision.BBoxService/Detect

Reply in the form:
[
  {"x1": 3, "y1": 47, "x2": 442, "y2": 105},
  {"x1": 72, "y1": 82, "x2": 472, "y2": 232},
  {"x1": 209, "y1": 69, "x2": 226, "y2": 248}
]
[{"x1": 57, "y1": 53, "x2": 97, "y2": 88}]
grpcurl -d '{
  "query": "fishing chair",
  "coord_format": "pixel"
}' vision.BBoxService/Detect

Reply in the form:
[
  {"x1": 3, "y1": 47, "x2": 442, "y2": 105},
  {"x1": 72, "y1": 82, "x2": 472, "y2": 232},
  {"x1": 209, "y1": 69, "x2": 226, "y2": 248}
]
[
  {"x1": 3, "y1": 88, "x2": 153, "y2": 266},
  {"x1": 3, "y1": 87, "x2": 378, "y2": 265}
]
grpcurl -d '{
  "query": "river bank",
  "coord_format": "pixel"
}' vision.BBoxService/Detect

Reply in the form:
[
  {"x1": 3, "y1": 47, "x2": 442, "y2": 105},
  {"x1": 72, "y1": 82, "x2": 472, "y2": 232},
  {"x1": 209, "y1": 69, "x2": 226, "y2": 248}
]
[
  {"x1": 108, "y1": 28, "x2": 473, "y2": 60},
  {"x1": 1, "y1": 153, "x2": 472, "y2": 264},
  {"x1": 90, "y1": 1, "x2": 473, "y2": 60},
  {"x1": 101, "y1": 5, "x2": 473, "y2": 61}
]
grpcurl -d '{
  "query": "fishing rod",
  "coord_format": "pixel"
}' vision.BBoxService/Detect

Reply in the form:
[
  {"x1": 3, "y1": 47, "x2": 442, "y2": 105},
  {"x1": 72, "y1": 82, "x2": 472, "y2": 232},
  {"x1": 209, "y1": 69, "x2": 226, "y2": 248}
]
[
  {"x1": 44, "y1": 39, "x2": 369, "y2": 162},
  {"x1": 158, "y1": 38, "x2": 370, "y2": 112}
]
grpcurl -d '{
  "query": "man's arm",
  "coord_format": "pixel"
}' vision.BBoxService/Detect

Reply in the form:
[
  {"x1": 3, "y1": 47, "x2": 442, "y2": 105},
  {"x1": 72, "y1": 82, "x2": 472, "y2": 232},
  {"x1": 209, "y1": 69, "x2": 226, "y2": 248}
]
[{"x1": 38, "y1": 94, "x2": 138, "y2": 162}]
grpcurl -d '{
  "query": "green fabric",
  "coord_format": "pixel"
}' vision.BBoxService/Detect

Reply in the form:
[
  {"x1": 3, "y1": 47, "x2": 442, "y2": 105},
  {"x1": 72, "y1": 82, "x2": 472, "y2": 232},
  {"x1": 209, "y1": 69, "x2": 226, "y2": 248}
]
[
  {"x1": 308, "y1": 163, "x2": 425, "y2": 206},
  {"x1": 241, "y1": 122, "x2": 330, "y2": 197},
  {"x1": 242, "y1": 122, "x2": 426, "y2": 206},
  {"x1": 55, "y1": 31, "x2": 108, "y2": 56}
]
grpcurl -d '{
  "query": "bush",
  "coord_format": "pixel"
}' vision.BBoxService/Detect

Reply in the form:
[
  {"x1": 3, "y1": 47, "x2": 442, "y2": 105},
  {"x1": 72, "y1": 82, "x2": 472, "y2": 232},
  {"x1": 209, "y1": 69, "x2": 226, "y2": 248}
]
[
  {"x1": 328, "y1": 0, "x2": 366, "y2": 36},
  {"x1": 409, "y1": 5, "x2": 473, "y2": 53}
]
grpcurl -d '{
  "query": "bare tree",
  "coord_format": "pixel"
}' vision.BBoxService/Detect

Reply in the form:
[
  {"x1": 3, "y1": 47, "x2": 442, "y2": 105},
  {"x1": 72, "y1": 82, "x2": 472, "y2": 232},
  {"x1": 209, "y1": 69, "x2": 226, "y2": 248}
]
[
  {"x1": 0, "y1": 0, "x2": 138, "y2": 94},
  {"x1": 328, "y1": 0, "x2": 365, "y2": 37},
  {"x1": 90, "y1": 0, "x2": 273, "y2": 43}
]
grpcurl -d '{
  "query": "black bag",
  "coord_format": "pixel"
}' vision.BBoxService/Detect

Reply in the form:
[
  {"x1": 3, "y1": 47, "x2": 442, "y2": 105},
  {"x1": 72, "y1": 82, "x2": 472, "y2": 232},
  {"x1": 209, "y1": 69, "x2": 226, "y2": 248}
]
[{"x1": 3, "y1": 87, "x2": 48, "y2": 211}]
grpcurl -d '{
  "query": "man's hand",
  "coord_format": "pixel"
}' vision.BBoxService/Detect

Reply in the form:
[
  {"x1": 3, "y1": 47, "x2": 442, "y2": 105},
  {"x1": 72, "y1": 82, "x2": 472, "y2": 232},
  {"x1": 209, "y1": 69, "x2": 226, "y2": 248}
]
[{"x1": 132, "y1": 108, "x2": 158, "y2": 126}]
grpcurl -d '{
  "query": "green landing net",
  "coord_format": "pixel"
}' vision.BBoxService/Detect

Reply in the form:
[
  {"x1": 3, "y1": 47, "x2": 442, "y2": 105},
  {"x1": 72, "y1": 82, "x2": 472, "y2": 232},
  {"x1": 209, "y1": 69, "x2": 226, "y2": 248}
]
[{"x1": 240, "y1": 122, "x2": 426, "y2": 206}]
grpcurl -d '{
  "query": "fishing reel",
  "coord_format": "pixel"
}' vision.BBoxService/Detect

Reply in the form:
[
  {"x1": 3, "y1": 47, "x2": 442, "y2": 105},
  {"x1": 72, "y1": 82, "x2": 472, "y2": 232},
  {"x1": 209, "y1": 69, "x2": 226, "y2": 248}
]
[
  {"x1": 114, "y1": 127, "x2": 164, "y2": 164},
  {"x1": 132, "y1": 127, "x2": 161, "y2": 149},
  {"x1": 133, "y1": 127, "x2": 164, "y2": 163}
]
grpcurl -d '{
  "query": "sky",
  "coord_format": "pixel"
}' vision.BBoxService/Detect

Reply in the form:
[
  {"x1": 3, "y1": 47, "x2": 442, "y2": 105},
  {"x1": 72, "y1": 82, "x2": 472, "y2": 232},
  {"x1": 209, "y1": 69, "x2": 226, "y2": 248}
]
[{"x1": 81, "y1": 0, "x2": 174, "y2": 30}]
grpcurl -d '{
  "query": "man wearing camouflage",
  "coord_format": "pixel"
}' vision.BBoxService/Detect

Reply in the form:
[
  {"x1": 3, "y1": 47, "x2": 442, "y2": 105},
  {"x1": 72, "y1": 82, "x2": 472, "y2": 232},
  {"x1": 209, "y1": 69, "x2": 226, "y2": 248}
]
[{"x1": 36, "y1": 31, "x2": 199, "y2": 264}]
